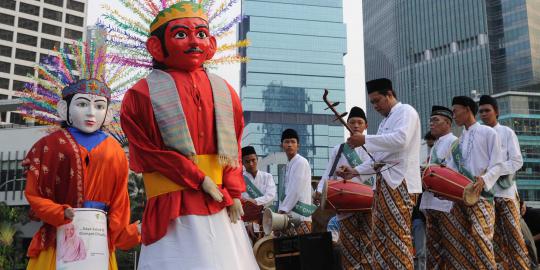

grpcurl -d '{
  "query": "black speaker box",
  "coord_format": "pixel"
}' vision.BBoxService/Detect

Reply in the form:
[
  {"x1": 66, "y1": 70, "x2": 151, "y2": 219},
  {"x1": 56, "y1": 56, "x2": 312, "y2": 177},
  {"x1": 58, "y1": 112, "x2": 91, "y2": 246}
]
[{"x1": 273, "y1": 232, "x2": 333, "y2": 270}]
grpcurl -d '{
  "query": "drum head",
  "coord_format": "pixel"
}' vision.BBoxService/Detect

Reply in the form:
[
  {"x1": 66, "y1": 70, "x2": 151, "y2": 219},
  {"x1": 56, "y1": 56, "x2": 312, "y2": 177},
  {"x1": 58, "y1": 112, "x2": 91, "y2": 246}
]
[
  {"x1": 253, "y1": 235, "x2": 275, "y2": 270},
  {"x1": 320, "y1": 179, "x2": 328, "y2": 210},
  {"x1": 463, "y1": 183, "x2": 480, "y2": 206}
]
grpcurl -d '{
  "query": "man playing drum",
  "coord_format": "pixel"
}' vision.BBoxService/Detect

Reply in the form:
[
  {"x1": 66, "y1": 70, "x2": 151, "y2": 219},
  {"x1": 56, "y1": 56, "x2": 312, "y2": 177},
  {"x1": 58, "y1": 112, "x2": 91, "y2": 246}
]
[
  {"x1": 419, "y1": 105, "x2": 466, "y2": 268},
  {"x1": 315, "y1": 106, "x2": 374, "y2": 269},
  {"x1": 478, "y1": 95, "x2": 529, "y2": 269},
  {"x1": 241, "y1": 146, "x2": 276, "y2": 242},
  {"x1": 278, "y1": 128, "x2": 315, "y2": 236},
  {"x1": 448, "y1": 96, "x2": 504, "y2": 269},
  {"x1": 339, "y1": 78, "x2": 422, "y2": 269}
]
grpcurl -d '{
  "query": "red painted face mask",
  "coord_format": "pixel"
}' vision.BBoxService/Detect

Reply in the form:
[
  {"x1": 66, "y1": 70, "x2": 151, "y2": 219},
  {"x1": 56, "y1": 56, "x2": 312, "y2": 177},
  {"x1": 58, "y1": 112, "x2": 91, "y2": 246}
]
[{"x1": 152, "y1": 18, "x2": 217, "y2": 72}]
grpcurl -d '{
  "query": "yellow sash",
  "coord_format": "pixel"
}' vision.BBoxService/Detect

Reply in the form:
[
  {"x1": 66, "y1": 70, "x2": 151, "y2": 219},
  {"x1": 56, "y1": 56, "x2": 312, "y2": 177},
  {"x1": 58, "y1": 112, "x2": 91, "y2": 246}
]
[{"x1": 143, "y1": 155, "x2": 223, "y2": 199}]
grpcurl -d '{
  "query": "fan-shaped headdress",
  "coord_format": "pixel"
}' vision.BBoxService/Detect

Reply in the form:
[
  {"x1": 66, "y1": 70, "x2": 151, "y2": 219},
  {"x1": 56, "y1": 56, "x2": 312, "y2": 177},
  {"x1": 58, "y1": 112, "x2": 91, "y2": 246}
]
[
  {"x1": 18, "y1": 41, "x2": 143, "y2": 144},
  {"x1": 99, "y1": 0, "x2": 249, "y2": 69}
]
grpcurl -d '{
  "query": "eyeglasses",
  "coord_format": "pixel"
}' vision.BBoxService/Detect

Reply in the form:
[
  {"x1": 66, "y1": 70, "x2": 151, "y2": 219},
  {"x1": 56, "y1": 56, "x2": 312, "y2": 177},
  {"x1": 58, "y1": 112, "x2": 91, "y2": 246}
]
[{"x1": 429, "y1": 117, "x2": 445, "y2": 123}]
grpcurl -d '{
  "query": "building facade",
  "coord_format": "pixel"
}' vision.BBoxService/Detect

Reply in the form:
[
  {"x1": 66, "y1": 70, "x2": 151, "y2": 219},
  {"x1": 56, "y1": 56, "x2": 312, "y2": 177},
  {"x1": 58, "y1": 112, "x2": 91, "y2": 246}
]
[
  {"x1": 496, "y1": 91, "x2": 540, "y2": 204},
  {"x1": 240, "y1": 0, "x2": 347, "y2": 177},
  {"x1": 363, "y1": 0, "x2": 540, "y2": 133},
  {"x1": 0, "y1": 0, "x2": 87, "y2": 125},
  {"x1": 363, "y1": 0, "x2": 540, "y2": 201}
]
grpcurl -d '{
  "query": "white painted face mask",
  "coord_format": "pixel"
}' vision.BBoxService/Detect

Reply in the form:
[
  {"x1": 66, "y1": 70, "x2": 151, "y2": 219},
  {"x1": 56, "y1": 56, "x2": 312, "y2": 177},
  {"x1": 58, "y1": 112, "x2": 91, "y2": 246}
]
[{"x1": 58, "y1": 93, "x2": 110, "y2": 133}]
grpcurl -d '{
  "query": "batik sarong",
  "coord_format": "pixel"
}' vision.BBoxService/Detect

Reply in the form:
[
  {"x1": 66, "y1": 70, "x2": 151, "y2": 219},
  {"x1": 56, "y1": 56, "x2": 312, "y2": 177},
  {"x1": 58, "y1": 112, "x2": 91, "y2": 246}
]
[
  {"x1": 371, "y1": 175, "x2": 415, "y2": 270},
  {"x1": 339, "y1": 212, "x2": 372, "y2": 270},
  {"x1": 493, "y1": 197, "x2": 530, "y2": 270},
  {"x1": 457, "y1": 199, "x2": 496, "y2": 270},
  {"x1": 284, "y1": 221, "x2": 312, "y2": 236},
  {"x1": 425, "y1": 206, "x2": 476, "y2": 269}
]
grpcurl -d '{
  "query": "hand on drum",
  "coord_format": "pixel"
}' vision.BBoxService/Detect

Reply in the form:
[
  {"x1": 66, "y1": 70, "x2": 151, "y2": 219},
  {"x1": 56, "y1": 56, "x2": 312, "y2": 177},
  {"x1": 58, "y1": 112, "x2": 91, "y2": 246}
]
[
  {"x1": 244, "y1": 198, "x2": 257, "y2": 205},
  {"x1": 313, "y1": 191, "x2": 322, "y2": 206},
  {"x1": 202, "y1": 176, "x2": 224, "y2": 202},
  {"x1": 347, "y1": 133, "x2": 365, "y2": 148},
  {"x1": 228, "y1": 198, "x2": 244, "y2": 224},
  {"x1": 336, "y1": 165, "x2": 358, "y2": 179},
  {"x1": 473, "y1": 176, "x2": 485, "y2": 196}
]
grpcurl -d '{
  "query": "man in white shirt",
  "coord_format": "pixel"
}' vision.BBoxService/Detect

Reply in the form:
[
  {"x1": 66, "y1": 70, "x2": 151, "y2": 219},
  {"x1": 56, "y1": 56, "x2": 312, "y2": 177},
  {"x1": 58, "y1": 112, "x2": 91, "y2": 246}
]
[
  {"x1": 316, "y1": 106, "x2": 374, "y2": 269},
  {"x1": 338, "y1": 78, "x2": 421, "y2": 269},
  {"x1": 279, "y1": 128, "x2": 314, "y2": 236},
  {"x1": 241, "y1": 146, "x2": 276, "y2": 241},
  {"x1": 479, "y1": 95, "x2": 529, "y2": 269},
  {"x1": 449, "y1": 95, "x2": 503, "y2": 269},
  {"x1": 420, "y1": 105, "x2": 467, "y2": 268}
]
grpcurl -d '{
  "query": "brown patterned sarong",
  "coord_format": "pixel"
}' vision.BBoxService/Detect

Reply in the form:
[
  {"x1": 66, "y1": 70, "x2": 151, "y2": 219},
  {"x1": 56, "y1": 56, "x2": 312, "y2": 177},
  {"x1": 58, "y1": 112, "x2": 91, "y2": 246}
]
[
  {"x1": 284, "y1": 221, "x2": 312, "y2": 237},
  {"x1": 493, "y1": 197, "x2": 530, "y2": 270},
  {"x1": 455, "y1": 199, "x2": 496, "y2": 270},
  {"x1": 339, "y1": 212, "x2": 372, "y2": 269},
  {"x1": 371, "y1": 175, "x2": 415, "y2": 270},
  {"x1": 425, "y1": 206, "x2": 476, "y2": 269}
]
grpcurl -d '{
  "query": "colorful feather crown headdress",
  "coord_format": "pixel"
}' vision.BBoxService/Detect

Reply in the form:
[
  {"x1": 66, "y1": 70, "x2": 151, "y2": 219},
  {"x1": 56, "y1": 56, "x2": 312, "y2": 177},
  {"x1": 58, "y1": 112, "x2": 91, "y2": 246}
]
[
  {"x1": 99, "y1": 0, "x2": 249, "y2": 69},
  {"x1": 17, "y1": 41, "x2": 143, "y2": 143}
]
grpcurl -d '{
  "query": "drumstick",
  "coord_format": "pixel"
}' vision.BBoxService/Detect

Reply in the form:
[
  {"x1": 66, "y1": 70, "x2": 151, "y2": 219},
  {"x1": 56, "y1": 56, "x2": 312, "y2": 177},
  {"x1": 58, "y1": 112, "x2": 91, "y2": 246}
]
[
  {"x1": 323, "y1": 89, "x2": 375, "y2": 163},
  {"x1": 340, "y1": 162, "x2": 400, "y2": 177}
]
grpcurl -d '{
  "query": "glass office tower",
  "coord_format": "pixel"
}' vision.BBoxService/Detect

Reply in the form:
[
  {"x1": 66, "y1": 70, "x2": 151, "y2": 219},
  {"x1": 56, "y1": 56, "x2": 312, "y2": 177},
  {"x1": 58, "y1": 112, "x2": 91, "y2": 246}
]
[
  {"x1": 240, "y1": 0, "x2": 347, "y2": 176},
  {"x1": 363, "y1": 0, "x2": 540, "y2": 203},
  {"x1": 363, "y1": 0, "x2": 539, "y2": 133}
]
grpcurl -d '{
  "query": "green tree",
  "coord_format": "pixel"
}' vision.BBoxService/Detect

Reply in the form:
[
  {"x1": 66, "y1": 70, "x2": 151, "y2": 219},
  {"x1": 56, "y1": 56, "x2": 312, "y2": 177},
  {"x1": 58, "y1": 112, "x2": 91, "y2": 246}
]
[
  {"x1": 0, "y1": 202, "x2": 28, "y2": 270},
  {"x1": 115, "y1": 172, "x2": 146, "y2": 269}
]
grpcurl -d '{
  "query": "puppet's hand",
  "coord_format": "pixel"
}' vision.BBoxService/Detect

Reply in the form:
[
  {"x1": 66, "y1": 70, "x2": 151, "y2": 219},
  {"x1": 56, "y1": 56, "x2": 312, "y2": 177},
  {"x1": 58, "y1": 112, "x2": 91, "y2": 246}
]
[
  {"x1": 228, "y1": 198, "x2": 244, "y2": 224},
  {"x1": 202, "y1": 176, "x2": 223, "y2": 202}
]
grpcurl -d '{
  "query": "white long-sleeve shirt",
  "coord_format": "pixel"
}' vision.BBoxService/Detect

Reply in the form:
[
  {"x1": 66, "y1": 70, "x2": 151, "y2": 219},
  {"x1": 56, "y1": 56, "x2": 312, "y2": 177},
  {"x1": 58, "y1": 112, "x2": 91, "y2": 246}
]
[
  {"x1": 354, "y1": 102, "x2": 422, "y2": 193},
  {"x1": 316, "y1": 143, "x2": 372, "y2": 193},
  {"x1": 420, "y1": 132, "x2": 457, "y2": 212},
  {"x1": 242, "y1": 170, "x2": 277, "y2": 206},
  {"x1": 279, "y1": 154, "x2": 313, "y2": 222},
  {"x1": 447, "y1": 122, "x2": 503, "y2": 193},
  {"x1": 491, "y1": 123, "x2": 523, "y2": 199}
]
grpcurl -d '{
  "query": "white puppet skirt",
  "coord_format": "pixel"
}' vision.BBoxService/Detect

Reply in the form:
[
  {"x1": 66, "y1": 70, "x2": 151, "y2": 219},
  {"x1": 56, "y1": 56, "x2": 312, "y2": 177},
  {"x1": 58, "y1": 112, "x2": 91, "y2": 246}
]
[{"x1": 138, "y1": 209, "x2": 259, "y2": 270}]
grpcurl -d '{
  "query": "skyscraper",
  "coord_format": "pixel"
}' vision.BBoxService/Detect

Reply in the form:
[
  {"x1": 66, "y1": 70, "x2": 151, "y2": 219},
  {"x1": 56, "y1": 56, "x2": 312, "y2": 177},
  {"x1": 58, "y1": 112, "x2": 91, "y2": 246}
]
[
  {"x1": 363, "y1": 0, "x2": 540, "y2": 202},
  {"x1": 0, "y1": 0, "x2": 87, "y2": 125},
  {"x1": 363, "y1": 0, "x2": 539, "y2": 132},
  {"x1": 240, "y1": 0, "x2": 347, "y2": 176}
]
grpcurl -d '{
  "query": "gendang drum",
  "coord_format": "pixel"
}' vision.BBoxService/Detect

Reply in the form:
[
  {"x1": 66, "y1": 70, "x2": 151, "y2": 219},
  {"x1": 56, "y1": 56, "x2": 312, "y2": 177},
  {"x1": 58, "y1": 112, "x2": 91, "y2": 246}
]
[
  {"x1": 422, "y1": 165, "x2": 479, "y2": 206},
  {"x1": 321, "y1": 180, "x2": 373, "y2": 212}
]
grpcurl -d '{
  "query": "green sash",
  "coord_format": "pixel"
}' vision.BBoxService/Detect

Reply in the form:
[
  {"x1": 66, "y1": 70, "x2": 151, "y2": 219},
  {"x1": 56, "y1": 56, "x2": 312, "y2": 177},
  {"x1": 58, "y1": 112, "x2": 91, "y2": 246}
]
[
  {"x1": 341, "y1": 144, "x2": 373, "y2": 186},
  {"x1": 430, "y1": 145, "x2": 441, "y2": 165},
  {"x1": 243, "y1": 174, "x2": 263, "y2": 199},
  {"x1": 342, "y1": 143, "x2": 362, "y2": 167},
  {"x1": 450, "y1": 141, "x2": 493, "y2": 201},
  {"x1": 496, "y1": 175, "x2": 514, "y2": 189}
]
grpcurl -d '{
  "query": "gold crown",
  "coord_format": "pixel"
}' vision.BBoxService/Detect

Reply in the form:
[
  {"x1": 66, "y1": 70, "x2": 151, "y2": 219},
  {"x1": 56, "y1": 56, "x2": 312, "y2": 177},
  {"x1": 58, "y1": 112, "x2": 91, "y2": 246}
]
[{"x1": 150, "y1": 2, "x2": 208, "y2": 33}]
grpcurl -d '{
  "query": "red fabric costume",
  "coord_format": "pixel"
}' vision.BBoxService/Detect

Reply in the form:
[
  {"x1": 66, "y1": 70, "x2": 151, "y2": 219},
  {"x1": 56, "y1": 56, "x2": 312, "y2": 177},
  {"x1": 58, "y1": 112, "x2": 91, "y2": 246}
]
[{"x1": 121, "y1": 67, "x2": 245, "y2": 245}]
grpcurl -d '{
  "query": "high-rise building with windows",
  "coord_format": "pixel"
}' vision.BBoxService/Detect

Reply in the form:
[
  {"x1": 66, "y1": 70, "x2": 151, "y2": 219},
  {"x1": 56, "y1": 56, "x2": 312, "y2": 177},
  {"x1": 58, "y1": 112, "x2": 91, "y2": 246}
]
[
  {"x1": 0, "y1": 0, "x2": 87, "y2": 125},
  {"x1": 240, "y1": 0, "x2": 347, "y2": 177},
  {"x1": 363, "y1": 0, "x2": 540, "y2": 202},
  {"x1": 363, "y1": 0, "x2": 539, "y2": 132},
  {"x1": 495, "y1": 91, "x2": 540, "y2": 203}
]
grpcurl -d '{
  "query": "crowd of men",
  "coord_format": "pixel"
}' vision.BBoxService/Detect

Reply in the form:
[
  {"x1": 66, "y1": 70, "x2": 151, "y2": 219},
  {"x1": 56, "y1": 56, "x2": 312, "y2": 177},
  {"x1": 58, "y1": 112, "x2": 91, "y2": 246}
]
[{"x1": 241, "y1": 78, "x2": 539, "y2": 270}]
